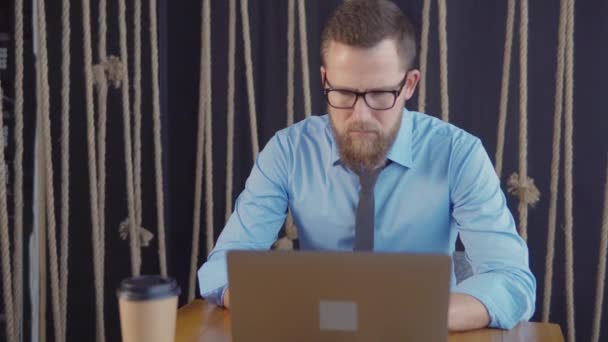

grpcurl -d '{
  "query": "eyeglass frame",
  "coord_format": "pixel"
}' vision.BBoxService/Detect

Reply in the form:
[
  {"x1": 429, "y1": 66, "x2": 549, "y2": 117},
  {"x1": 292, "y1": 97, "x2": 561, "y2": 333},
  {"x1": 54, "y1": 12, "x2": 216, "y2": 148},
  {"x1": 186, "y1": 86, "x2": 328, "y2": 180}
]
[{"x1": 322, "y1": 72, "x2": 410, "y2": 111}]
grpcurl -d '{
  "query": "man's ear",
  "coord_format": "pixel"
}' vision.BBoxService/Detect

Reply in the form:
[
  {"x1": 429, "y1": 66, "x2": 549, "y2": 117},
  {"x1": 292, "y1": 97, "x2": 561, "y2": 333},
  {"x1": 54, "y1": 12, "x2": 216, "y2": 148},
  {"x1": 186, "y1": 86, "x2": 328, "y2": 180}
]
[
  {"x1": 402, "y1": 69, "x2": 420, "y2": 101},
  {"x1": 320, "y1": 66, "x2": 326, "y2": 86}
]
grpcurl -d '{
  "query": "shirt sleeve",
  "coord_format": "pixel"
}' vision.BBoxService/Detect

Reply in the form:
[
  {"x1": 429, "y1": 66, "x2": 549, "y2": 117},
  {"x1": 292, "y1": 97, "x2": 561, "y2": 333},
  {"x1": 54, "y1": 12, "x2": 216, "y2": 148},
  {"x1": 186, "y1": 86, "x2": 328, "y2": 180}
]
[
  {"x1": 197, "y1": 132, "x2": 291, "y2": 305},
  {"x1": 449, "y1": 136, "x2": 537, "y2": 329}
]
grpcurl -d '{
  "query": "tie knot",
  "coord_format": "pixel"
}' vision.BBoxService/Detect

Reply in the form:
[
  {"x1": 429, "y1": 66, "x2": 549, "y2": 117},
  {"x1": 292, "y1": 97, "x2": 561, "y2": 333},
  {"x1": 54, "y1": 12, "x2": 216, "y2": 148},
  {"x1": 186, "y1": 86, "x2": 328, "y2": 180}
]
[{"x1": 358, "y1": 167, "x2": 382, "y2": 190}]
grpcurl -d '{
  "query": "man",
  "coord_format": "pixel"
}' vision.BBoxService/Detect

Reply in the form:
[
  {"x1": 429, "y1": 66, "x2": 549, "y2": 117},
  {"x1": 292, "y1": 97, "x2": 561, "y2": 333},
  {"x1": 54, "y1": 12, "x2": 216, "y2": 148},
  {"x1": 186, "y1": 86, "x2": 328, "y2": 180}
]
[{"x1": 198, "y1": 0, "x2": 535, "y2": 331}]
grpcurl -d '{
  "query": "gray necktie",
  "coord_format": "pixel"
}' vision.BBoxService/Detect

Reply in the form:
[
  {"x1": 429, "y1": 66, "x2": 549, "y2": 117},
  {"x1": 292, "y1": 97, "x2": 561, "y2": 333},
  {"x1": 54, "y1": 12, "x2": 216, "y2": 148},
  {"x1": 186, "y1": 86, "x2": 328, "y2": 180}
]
[{"x1": 354, "y1": 167, "x2": 383, "y2": 251}]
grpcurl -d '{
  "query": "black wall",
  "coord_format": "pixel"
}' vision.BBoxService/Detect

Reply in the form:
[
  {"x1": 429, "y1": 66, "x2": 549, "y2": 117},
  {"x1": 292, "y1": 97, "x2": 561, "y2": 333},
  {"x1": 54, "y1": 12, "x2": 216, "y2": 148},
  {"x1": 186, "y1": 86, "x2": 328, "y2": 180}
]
[{"x1": 9, "y1": 0, "x2": 608, "y2": 341}]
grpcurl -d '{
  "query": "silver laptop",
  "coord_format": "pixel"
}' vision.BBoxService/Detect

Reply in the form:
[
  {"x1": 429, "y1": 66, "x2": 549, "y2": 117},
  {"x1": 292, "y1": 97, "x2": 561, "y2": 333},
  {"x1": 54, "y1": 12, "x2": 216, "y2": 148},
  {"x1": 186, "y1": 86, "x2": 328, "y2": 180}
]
[{"x1": 227, "y1": 250, "x2": 451, "y2": 342}]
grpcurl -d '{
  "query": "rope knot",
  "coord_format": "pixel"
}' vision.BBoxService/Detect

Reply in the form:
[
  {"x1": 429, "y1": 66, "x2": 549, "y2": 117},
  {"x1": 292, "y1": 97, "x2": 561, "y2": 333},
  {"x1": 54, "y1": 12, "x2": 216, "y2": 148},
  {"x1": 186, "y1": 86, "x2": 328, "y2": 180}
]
[
  {"x1": 272, "y1": 236, "x2": 294, "y2": 250},
  {"x1": 272, "y1": 213, "x2": 299, "y2": 250},
  {"x1": 507, "y1": 172, "x2": 541, "y2": 207},
  {"x1": 285, "y1": 215, "x2": 298, "y2": 240},
  {"x1": 93, "y1": 55, "x2": 124, "y2": 89},
  {"x1": 119, "y1": 219, "x2": 154, "y2": 247}
]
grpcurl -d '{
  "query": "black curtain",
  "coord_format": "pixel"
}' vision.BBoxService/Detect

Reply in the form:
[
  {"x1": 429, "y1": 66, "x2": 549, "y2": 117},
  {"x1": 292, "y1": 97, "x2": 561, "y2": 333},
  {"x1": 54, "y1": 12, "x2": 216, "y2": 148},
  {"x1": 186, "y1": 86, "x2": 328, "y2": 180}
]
[
  {"x1": 166, "y1": 2, "x2": 608, "y2": 342},
  {"x1": 8, "y1": 0, "x2": 608, "y2": 341}
]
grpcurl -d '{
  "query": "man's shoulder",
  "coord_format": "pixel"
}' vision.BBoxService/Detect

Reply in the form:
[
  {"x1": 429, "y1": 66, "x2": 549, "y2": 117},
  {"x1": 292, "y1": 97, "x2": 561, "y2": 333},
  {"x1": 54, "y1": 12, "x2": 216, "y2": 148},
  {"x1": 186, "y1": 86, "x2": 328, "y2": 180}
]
[
  {"x1": 410, "y1": 111, "x2": 480, "y2": 148},
  {"x1": 257, "y1": 115, "x2": 332, "y2": 172},
  {"x1": 275, "y1": 114, "x2": 330, "y2": 143},
  {"x1": 260, "y1": 115, "x2": 331, "y2": 162}
]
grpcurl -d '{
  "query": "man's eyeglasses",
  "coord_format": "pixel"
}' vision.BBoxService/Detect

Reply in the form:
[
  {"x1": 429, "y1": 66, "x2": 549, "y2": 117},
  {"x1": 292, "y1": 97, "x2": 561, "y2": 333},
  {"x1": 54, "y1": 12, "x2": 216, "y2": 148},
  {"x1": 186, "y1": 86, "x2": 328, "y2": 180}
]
[{"x1": 323, "y1": 73, "x2": 408, "y2": 111}]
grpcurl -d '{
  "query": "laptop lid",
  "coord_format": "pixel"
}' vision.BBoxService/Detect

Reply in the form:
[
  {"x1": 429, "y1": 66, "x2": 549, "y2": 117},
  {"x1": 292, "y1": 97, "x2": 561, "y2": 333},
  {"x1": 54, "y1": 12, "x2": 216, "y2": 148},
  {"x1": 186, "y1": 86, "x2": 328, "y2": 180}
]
[{"x1": 227, "y1": 250, "x2": 451, "y2": 342}]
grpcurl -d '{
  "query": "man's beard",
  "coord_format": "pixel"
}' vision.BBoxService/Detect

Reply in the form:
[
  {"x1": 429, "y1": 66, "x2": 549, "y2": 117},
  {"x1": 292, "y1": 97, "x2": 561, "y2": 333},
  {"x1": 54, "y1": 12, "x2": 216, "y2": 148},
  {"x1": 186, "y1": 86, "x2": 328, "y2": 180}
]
[{"x1": 330, "y1": 113, "x2": 401, "y2": 173}]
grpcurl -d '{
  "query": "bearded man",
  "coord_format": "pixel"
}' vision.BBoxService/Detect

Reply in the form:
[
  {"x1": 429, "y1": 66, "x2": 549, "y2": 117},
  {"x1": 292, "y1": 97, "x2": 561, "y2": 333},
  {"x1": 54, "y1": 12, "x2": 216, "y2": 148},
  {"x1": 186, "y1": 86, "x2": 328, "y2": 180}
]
[{"x1": 198, "y1": 0, "x2": 536, "y2": 331}]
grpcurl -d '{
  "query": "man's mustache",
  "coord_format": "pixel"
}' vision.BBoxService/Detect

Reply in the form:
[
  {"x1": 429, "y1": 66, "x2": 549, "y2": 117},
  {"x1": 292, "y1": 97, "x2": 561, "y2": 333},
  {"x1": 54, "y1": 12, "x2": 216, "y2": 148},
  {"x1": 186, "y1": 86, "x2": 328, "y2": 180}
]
[{"x1": 347, "y1": 121, "x2": 381, "y2": 134}]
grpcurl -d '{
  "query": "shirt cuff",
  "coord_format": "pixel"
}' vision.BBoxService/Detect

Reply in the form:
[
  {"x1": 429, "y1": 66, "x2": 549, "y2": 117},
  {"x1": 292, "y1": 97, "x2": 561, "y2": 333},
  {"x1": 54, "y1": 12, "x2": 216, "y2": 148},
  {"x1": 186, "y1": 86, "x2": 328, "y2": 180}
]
[
  {"x1": 199, "y1": 285, "x2": 226, "y2": 306},
  {"x1": 452, "y1": 284, "x2": 501, "y2": 328},
  {"x1": 452, "y1": 272, "x2": 532, "y2": 329},
  {"x1": 197, "y1": 254, "x2": 229, "y2": 306}
]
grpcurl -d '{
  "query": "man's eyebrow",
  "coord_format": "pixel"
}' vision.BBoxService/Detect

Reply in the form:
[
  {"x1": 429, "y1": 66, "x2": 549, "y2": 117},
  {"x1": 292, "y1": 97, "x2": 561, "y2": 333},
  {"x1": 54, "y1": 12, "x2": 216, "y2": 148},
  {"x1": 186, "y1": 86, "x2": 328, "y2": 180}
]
[{"x1": 326, "y1": 81, "x2": 402, "y2": 92}]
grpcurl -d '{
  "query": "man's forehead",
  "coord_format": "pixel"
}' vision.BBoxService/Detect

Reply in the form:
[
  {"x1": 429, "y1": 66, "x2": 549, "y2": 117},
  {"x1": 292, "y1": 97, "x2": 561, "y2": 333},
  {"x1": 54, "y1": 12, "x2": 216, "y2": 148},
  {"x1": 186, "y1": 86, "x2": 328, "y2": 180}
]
[
  {"x1": 323, "y1": 66, "x2": 405, "y2": 91},
  {"x1": 323, "y1": 40, "x2": 406, "y2": 89},
  {"x1": 324, "y1": 39, "x2": 401, "y2": 63}
]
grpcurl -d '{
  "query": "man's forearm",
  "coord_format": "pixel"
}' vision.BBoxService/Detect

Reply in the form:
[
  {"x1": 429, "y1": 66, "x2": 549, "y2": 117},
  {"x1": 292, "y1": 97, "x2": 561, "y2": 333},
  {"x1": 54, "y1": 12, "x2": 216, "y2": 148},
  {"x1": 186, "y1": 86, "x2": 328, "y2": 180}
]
[
  {"x1": 223, "y1": 289, "x2": 488, "y2": 331},
  {"x1": 448, "y1": 293, "x2": 490, "y2": 331}
]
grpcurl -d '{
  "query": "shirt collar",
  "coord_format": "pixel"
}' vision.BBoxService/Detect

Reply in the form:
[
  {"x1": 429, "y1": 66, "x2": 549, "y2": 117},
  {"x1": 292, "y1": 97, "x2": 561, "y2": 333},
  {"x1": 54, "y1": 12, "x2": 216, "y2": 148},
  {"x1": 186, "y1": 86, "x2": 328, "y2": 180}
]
[{"x1": 327, "y1": 108, "x2": 413, "y2": 168}]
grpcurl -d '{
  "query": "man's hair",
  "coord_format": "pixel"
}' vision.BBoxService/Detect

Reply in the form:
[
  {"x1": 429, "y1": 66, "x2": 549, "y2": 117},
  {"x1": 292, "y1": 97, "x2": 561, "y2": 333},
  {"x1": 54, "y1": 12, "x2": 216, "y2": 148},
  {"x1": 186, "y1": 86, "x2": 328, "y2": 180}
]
[{"x1": 320, "y1": 0, "x2": 417, "y2": 70}]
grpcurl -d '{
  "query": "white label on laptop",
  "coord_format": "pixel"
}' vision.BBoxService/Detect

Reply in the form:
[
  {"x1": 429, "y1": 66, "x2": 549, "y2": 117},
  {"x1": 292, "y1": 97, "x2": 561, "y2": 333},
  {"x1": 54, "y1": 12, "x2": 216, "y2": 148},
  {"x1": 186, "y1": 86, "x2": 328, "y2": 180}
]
[{"x1": 319, "y1": 300, "x2": 358, "y2": 332}]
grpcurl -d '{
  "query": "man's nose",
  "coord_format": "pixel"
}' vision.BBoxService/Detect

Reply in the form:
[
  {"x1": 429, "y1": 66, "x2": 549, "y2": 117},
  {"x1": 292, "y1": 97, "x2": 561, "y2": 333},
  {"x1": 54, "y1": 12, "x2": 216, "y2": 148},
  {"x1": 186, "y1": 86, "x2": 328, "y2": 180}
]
[{"x1": 351, "y1": 95, "x2": 373, "y2": 121}]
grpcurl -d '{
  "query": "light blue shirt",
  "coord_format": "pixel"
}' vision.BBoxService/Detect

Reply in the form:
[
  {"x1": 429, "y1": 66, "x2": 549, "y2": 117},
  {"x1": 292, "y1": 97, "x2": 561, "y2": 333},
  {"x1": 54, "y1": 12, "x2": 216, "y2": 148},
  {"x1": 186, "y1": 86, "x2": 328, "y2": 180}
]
[{"x1": 198, "y1": 109, "x2": 536, "y2": 329}]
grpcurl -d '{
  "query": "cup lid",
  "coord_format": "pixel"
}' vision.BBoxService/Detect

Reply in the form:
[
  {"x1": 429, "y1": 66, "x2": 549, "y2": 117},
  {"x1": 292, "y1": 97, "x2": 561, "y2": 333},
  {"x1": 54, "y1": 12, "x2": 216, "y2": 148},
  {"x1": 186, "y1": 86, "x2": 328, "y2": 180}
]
[{"x1": 117, "y1": 275, "x2": 181, "y2": 301}]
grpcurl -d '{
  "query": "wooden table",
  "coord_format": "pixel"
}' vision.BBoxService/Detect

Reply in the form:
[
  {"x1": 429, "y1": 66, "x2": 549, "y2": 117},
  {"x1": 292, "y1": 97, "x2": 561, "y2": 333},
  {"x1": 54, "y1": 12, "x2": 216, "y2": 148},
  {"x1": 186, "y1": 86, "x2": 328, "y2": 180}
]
[{"x1": 176, "y1": 300, "x2": 564, "y2": 342}]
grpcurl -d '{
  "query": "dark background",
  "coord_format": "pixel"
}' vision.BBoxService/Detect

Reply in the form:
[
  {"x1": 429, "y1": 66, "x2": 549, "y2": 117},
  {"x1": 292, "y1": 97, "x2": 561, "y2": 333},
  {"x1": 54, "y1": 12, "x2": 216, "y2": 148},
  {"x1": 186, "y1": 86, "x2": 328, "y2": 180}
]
[{"x1": 1, "y1": 0, "x2": 607, "y2": 341}]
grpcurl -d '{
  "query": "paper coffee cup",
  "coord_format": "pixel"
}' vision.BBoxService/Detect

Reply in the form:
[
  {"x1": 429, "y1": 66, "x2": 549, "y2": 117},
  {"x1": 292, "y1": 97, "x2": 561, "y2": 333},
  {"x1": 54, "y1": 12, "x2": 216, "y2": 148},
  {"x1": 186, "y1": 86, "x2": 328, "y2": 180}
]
[{"x1": 117, "y1": 275, "x2": 181, "y2": 342}]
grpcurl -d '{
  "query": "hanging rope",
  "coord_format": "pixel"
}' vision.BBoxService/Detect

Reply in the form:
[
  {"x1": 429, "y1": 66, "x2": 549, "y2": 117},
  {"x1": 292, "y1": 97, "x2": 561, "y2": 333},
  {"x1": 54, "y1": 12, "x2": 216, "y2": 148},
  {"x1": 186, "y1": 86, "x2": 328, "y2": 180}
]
[
  {"x1": 494, "y1": 0, "x2": 515, "y2": 178},
  {"x1": 120, "y1": 0, "x2": 155, "y2": 260},
  {"x1": 224, "y1": 0, "x2": 237, "y2": 223},
  {"x1": 189, "y1": 0, "x2": 210, "y2": 302},
  {"x1": 287, "y1": 0, "x2": 295, "y2": 126},
  {"x1": 203, "y1": 0, "x2": 214, "y2": 261},
  {"x1": 133, "y1": 0, "x2": 144, "y2": 261},
  {"x1": 542, "y1": 0, "x2": 568, "y2": 323},
  {"x1": 283, "y1": 0, "x2": 298, "y2": 246},
  {"x1": 437, "y1": 0, "x2": 449, "y2": 121},
  {"x1": 113, "y1": 1, "x2": 153, "y2": 250},
  {"x1": 518, "y1": 0, "x2": 528, "y2": 240},
  {"x1": 95, "y1": 0, "x2": 108, "y2": 248},
  {"x1": 115, "y1": 0, "x2": 152, "y2": 270},
  {"x1": 507, "y1": 0, "x2": 541, "y2": 241},
  {"x1": 298, "y1": 0, "x2": 312, "y2": 118},
  {"x1": 149, "y1": 0, "x2": 168, "y2": 277},
  {"x1": 592, "y1": 158, "x2": 608, "y2": 342},
  {"x1": 82, "y1": 0, "x2": 104, "y2": 338},
  {"x1": 36, "y1": 112, "x2": 48, "y2": 342},
  {"x1": 92, "y1": 1, "x2": 108, "y2": 340},
  {"x1": 36, "y1": 0, "x2": 63, "y2": 340},
  {"x1": 417, "y1": 0, "x2": 431, "y2": 113},
  {"x1": 0, "y1": 85, "x2": 17, "y2": 342},
  {"x1": 12, "y1": 0, "x2": 25, "y2": 339},
  {"x1": 59, "y1": 0, "x2": 71, "y2": 335},
  {"x1": 37, "y1": 118, "x2": 48, "y2": 342},
  {"x1": 563, "y1": 0, "x2": 576, "y2": 340},
  {"x1": 118, "y1": 0, "x2": 141, "y2": 277},
  {"x1": 240, "y1": 0, "x2": 260, "y2": 159}
]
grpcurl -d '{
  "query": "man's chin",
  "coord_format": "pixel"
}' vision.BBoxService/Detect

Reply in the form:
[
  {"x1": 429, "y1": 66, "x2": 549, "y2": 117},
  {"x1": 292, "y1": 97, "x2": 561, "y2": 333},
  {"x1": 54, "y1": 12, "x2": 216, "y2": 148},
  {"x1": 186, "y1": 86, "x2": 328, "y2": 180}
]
[
  {"x1": 348, "y1": 141, "x2": 377, "y2": 154},
  {"x1": 341, "y1": 148, "x2": 385, "y2": 170},
  {"x1": 347, "y1": 135, "x2": 378, "y2": 146},
  {"x1": 349, "y1": 130, "x2": 379, "y2": 137},
  {"x1": 342, "y1": 157, "x2": 382, "y2": 173}
]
